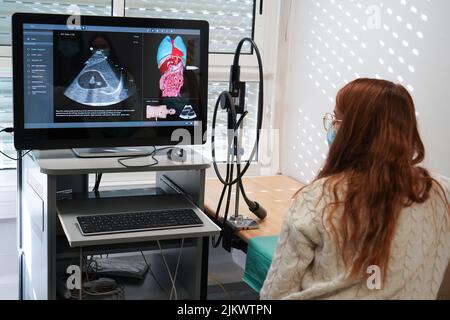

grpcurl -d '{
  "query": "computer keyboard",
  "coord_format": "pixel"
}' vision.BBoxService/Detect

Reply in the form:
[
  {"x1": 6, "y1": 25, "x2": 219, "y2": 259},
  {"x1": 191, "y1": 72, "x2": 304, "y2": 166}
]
[{"x1": 77, "y1": 208, "x2": 204, "y2": 236}]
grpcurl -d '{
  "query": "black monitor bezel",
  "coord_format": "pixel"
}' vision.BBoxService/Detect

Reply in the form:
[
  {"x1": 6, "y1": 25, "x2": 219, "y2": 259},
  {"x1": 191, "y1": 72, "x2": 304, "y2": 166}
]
[{"x1": 12, "y1": 13, "x2": 209, "y2": 150}]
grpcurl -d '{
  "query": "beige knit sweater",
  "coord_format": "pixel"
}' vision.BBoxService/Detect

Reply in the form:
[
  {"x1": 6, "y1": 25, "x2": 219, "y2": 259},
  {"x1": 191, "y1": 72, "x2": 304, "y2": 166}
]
[{"x1": 260, "y1": 174, "x2": 450, "y2": 300}]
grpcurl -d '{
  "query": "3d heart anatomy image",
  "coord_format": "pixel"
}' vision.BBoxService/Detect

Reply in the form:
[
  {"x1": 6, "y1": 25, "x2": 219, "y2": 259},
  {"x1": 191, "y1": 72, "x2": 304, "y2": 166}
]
[
  {"x1": 146, "y1": 105, "x2": 176, "y2": 121},
  {"x1": 64, "y1": 50, "x2": 136, "y2": 106},
  {"x1": 157, "y1": 35, "x2": 187, "y2": 98}
]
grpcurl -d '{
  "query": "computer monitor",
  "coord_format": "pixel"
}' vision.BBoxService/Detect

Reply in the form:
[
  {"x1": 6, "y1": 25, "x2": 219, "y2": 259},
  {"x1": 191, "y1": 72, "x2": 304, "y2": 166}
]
[{"x1": 12, "y1": 13, "x2": 209, "y2": 153}]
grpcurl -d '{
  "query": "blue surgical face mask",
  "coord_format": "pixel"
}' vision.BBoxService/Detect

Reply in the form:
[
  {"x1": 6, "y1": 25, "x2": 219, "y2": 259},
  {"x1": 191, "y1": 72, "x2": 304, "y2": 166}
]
[{"x1": 327, "y1": 126, "x2": 337, "y2": 146}]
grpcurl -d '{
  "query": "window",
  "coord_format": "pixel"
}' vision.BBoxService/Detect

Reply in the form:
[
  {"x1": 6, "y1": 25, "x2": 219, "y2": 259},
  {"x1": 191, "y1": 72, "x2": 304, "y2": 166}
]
[
  {"x1": 0, "y1": 77, "x2": 14, "y2": 168},
  {"x1": 0, "y1": 0, "x2": 112, "y2": 45},
  {"x1": 0, "y1": 0, "x2": 276, "y2": 170},
  {"x1": 0, "y1": 0, "x2": 112, "y2": 169},
  {"x1": 123, "y1": 0, "x2": 263, "y2": 163},
  {"x1": 124, "y1": 0, "x2": 256, "y2": 53},
  {"x1": 205, "y1": 81, "x2": 258, "y2": 162}
]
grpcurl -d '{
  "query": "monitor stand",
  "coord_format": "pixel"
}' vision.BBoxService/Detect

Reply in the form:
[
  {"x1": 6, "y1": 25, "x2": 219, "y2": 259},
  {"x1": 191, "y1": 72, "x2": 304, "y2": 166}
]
[{"x1": 72, "y1": 147, "x2": 151, "y2": 158}]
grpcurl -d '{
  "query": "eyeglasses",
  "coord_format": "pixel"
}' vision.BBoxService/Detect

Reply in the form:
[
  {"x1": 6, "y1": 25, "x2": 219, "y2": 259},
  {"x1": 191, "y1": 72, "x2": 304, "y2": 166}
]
[{"x1": 323, "y1": 113, "x2": 342, "y2": 131}]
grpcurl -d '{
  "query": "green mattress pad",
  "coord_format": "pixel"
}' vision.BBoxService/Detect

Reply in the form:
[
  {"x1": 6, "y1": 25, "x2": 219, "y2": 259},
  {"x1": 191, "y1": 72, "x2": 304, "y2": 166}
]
[{"x1": 243, "y1": 235, "x2": 279, "y2": 293}]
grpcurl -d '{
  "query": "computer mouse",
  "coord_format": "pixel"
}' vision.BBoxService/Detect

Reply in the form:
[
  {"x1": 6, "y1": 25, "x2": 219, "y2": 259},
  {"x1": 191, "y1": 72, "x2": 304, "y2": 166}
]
[{"x1": 167, "y1": 148, "x2": 186, "y2": 162}]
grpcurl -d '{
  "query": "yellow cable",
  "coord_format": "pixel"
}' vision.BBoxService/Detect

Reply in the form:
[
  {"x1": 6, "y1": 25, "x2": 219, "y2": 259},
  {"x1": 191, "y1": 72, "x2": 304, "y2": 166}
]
[{"x1": 208, "y1": 273, "x2": 232, "y2": 300}]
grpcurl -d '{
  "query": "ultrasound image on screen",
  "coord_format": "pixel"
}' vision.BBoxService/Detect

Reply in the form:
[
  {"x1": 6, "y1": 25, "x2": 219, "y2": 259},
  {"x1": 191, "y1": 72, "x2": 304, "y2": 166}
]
[
  {"x1": 64, "y1": 50, "x2": 136, "y2": 106},
  {"x1": 53, "y1": 31, "x2": 142, "y2": 123}
]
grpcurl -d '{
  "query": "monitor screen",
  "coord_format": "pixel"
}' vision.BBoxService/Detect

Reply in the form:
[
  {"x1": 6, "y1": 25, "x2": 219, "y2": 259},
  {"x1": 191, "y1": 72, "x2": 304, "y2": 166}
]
[{"x1": 13, "y1": 13, "x2": 209, "y2": 150}]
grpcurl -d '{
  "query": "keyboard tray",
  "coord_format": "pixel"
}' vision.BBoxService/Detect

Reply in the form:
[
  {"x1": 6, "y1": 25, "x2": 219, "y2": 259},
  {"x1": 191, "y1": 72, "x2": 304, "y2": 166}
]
[
  {"x1": 57, "y1": 193, "x2": 220, "y2": 247},
  {"x1": 77, "y1": 208, "x2": 204, "y2": 236}
]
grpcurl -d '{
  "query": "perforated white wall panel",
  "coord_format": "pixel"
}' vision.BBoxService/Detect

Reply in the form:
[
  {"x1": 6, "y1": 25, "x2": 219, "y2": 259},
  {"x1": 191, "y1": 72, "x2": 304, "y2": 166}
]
[{"x1": 280, "y1": 0, "x2": 450, "y2": 182}]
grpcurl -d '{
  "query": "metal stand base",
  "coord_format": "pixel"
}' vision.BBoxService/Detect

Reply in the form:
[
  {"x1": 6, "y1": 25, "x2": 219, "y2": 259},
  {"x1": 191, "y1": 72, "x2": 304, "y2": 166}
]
[
  {"x1": 72, "y1": 147, "x2": 151, "y2": 158},
  {"x1": 227, "y1": 215, "x2": 260, "y2": 231}
]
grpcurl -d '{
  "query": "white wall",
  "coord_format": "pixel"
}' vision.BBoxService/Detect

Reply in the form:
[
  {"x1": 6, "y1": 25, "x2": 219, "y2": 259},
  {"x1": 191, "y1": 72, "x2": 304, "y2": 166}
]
[{"x1": 277, "y1": 0, "x2": 450, "y2": 183}]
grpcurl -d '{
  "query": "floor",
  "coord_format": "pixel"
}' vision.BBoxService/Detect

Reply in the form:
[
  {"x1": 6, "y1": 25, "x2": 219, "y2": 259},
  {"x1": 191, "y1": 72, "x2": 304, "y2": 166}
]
[
  {"x1": 0, "y1": 171, "x2": 18, "y2": 299},
  {"x1": 0, "y1": 219, "x2": 18, "y2": 300},
  {"x1": 207, "y1": 242, "x2": 259, "y2": 300}
]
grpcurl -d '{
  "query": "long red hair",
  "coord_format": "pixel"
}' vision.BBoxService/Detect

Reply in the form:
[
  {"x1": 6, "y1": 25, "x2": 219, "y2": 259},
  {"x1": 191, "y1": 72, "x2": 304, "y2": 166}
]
[{"x1": 299, "y1": 78, "x2": 449, "y2": 283}]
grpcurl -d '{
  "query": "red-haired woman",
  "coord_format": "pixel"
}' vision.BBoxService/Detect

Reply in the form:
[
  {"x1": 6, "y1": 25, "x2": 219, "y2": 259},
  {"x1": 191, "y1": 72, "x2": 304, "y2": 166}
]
[{"x1": 260, "y1": 78, "x2": 450, "y2": 300}]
